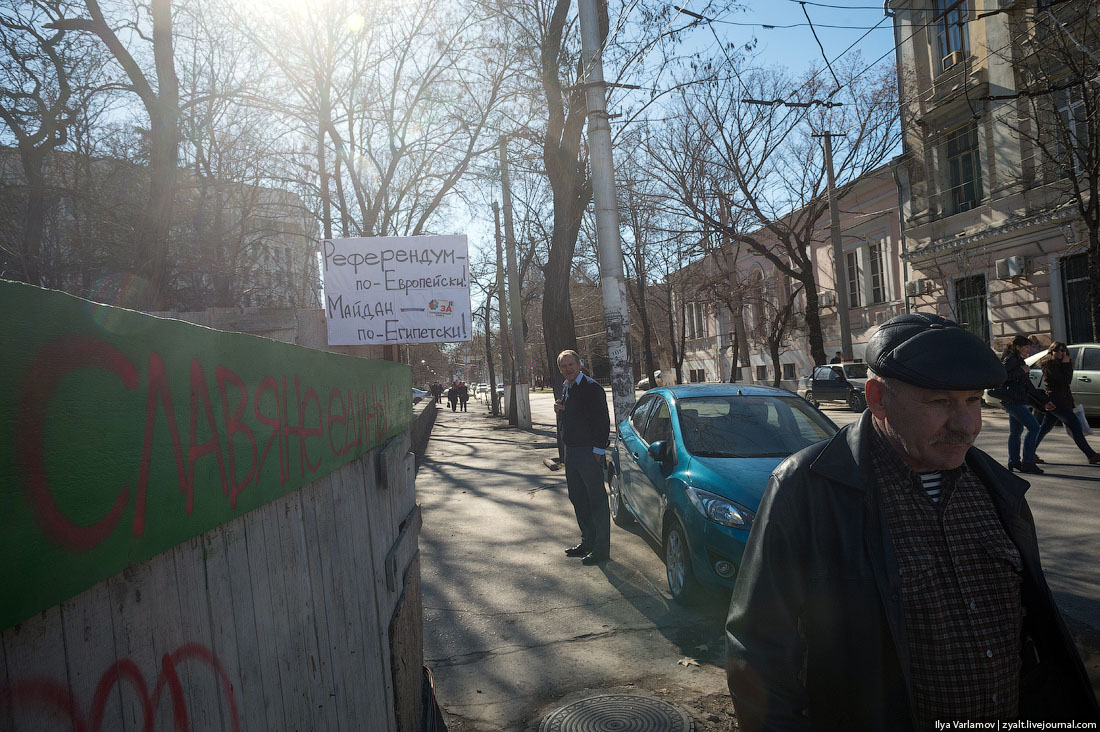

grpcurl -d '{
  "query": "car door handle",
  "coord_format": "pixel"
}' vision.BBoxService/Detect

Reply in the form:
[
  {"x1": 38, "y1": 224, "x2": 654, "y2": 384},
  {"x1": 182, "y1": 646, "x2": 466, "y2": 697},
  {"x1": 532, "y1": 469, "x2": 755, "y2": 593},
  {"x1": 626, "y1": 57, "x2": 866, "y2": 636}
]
[{"x1": 1079, "y1": 376, "x2": 1092, "y2": 382}]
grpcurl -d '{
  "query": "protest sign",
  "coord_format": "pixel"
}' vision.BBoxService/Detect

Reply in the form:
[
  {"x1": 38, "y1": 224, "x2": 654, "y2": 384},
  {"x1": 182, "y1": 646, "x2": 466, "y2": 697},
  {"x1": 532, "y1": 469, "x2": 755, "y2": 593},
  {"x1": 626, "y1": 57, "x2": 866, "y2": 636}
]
[{"x1": 322, "y1": 235, "x2": 472, "y2": 345}]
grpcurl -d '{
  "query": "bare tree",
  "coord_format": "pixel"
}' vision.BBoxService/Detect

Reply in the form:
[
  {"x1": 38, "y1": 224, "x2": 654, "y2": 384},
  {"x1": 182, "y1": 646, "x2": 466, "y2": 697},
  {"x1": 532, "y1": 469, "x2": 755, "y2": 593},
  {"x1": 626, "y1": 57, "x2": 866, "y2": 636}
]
[
  {"x1": 49, "y1": 0, "x2": 180, "y2": 308},
  {"x1": 653, "y1": 57, "x2": 899, "y2": 365},
  {"x1": 0, "y1": 0, "x2": 105, "y2": 285}
]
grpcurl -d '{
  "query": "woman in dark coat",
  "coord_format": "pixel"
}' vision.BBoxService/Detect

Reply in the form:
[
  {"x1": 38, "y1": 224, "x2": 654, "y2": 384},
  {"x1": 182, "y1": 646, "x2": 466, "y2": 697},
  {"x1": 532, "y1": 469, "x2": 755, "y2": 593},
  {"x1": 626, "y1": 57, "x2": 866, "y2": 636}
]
[
  {"x1": 446, "y1": 383, "x2": 458, "y2": 412},
  {"x1": 997, "y1": 334, "x2": 1054, "y2": 473},
  {"x1": 1033, "y1": 342, "x2": 1100, "y2": 464}
]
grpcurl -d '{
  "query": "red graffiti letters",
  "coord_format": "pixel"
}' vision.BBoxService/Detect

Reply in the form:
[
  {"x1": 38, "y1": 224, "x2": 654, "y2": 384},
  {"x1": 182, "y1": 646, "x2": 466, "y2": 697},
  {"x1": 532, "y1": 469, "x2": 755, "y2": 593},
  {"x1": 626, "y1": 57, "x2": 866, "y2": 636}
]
[
  {"x1": 17, "y1": 335, "x2": 396, "y2": 552},
  {"x1": 0, "y1": 642, "x2": 241, "y2": 732}
]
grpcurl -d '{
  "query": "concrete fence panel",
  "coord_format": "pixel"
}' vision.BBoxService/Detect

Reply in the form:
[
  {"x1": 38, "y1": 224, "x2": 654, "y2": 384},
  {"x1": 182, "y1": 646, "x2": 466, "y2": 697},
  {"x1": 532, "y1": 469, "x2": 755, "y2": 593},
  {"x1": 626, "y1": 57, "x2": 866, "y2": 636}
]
[{"x1": 0, "y1": 281, "x2": 420, "y2": 731}]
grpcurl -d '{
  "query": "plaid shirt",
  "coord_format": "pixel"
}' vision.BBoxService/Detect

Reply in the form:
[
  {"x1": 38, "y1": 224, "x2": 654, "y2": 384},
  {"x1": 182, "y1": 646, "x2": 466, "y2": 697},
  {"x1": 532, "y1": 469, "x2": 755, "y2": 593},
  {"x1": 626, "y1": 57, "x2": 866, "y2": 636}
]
[{"x1": 868, "y1": 424, "x2": 1023, "y2": 728}]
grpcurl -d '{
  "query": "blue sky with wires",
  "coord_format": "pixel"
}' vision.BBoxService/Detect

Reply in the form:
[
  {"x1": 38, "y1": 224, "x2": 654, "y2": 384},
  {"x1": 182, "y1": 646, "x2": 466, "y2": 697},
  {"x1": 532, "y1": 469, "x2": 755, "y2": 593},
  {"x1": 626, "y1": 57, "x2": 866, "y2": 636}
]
[{"x1": 688, "y1": 0, "x2": 898, "y2": 80}]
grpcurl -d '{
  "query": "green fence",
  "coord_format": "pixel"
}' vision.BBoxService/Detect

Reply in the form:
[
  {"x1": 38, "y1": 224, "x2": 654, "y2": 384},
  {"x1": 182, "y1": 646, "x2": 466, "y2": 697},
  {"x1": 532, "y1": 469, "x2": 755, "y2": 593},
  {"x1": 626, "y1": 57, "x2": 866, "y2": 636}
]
[{"x1": 0, "y1": 280, "x2": 411, "y2": 629}]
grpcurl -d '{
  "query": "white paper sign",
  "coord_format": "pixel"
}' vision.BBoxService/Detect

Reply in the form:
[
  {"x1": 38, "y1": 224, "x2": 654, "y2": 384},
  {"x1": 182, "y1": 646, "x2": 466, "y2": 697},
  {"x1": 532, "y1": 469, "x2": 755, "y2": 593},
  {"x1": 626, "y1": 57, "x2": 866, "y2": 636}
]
[{"x1": 322, "y1": 235, "x2": 472, "y2": 345}]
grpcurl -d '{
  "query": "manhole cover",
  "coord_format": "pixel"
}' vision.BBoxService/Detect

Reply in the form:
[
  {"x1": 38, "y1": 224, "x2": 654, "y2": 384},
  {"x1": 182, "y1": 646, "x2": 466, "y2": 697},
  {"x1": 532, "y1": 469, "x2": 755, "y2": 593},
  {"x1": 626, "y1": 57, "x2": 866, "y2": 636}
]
[{"x1": 540, "y1": 694, "x2": 694, "y2": 732}]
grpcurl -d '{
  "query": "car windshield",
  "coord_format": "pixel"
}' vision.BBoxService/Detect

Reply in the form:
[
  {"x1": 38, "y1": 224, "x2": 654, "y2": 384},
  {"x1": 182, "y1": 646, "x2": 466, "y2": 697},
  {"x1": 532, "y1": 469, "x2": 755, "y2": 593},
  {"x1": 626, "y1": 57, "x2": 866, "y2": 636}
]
[
  {"x1": 677, "y1": 395, "x2": 837, "y2": 458},
  {"x1": 843, "y1": 364, "x2": 869, "y2": 379}
]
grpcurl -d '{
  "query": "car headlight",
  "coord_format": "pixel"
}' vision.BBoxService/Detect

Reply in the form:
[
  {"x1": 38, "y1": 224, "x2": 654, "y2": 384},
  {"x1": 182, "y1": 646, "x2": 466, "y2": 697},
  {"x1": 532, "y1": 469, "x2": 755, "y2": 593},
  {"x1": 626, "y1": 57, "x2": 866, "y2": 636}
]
[{"x1": 684, "y1": 486, "x2": 755, "y2": 529}]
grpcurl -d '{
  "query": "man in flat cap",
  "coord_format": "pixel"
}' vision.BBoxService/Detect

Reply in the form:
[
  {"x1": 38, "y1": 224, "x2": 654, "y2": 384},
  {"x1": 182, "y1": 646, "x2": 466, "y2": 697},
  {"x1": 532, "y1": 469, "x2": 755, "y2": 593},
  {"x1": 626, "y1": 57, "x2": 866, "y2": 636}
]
[{"x1": 726, "y1": 313, "x2": 1098, "y2": 731}]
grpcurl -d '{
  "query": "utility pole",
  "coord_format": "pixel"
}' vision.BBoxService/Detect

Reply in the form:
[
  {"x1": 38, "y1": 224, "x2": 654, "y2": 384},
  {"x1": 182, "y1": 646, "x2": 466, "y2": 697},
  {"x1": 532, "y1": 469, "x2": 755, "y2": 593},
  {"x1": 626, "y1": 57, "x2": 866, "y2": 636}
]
[
  {"x1": 577, "y1": 0, "x2": 636, "y2": 426},
  {"x1": 500, "y1": 137, "x2": 531, "y2": 429},
  {"x1": 493, "y1": 201, "x2": 513, "y2": 419},
  {"x1": 816, "y1": 131, "x2": 853, "y2": 361}
]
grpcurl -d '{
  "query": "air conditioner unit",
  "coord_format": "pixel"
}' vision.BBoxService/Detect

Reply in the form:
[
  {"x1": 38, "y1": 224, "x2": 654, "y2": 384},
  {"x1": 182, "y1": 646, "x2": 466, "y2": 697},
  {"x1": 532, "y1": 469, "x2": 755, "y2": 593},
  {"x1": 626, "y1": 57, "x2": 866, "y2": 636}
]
[
  {"x1": 818, "y1": 291, "x2": 836, "y2": 308},
  {"x1": 995, "y1": 256, "x2": 1026, "y2": 279},
  {"x1": 941, "y1": 50, "x2": 966, "y2": 71},
  {"x1": 904, "y1": 279, "x2": 931, "y2": 297}
]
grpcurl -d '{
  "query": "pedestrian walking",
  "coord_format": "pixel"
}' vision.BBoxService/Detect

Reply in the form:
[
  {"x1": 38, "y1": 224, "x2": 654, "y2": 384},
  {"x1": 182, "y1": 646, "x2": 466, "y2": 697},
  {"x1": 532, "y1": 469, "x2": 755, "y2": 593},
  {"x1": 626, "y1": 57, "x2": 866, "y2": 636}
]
[
  {"x1": 554, "y1": 350, "x2": 611, "y2": 566},
  {"x1": 458, "y1": 382, "x2": 469, "y2": 412},
  {"x1": 447, "y1": 383, "x2": 458, "y2": 412},
  {"x1": 431, "y1": 382, "x2": 443, "y2": 404},
  {"x1": 991, "y1": 334, "x2": 1055, "y2": 473},
  {"x1": 1033, "y1": 342, "x2": 1100, "y2": 465},
  {"x1": 725, "y1": 313, "x2": 1099, "y2": 731}
]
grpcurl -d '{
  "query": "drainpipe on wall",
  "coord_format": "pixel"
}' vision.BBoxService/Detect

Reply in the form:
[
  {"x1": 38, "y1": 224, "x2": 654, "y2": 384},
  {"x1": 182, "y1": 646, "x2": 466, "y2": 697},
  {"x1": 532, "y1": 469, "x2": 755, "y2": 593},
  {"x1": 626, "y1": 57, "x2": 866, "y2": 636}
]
[
  {"x1": 886, "y1": 0, "x2": 913, "y2": 314},
  {"x1": 892, "y1": 159, "x2": 912, "y2": 314}
]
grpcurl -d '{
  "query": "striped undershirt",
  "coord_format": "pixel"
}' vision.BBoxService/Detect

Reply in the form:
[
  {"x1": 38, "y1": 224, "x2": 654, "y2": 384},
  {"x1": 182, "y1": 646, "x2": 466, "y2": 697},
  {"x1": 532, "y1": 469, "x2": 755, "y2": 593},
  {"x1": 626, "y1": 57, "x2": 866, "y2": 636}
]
[{"x1": 919, "y1": 471, "x2": 944, "y2": 503}]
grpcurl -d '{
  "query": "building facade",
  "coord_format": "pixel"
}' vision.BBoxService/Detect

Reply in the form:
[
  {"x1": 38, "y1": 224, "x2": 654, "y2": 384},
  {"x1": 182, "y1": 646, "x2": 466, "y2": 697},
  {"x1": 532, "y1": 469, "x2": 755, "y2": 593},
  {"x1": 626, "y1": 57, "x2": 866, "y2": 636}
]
[
  {"x1": 890, "y1": 0, "x2": 1097, "y2": 348},
  {"x1": 672, "y1": 165, "x2": 905, "y2": 388}
]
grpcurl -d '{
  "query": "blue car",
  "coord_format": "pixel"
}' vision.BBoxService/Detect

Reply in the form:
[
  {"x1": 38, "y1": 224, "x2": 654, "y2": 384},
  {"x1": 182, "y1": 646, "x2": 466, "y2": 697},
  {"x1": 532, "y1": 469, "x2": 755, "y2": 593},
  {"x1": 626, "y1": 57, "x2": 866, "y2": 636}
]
[{"x1": 610, "y1": 384, "x2": 838, "y2": 603}]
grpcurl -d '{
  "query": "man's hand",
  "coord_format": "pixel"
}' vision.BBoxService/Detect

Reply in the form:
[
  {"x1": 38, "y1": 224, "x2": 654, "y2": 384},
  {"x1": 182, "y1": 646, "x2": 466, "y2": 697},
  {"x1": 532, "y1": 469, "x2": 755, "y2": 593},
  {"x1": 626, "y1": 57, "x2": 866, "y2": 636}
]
[
  {"x1": 554, "y1": 399, "x2": 565, "y2": 413},
  {"x1": 1044, "y1": 401, "x2": 1056, "y2": 411}
]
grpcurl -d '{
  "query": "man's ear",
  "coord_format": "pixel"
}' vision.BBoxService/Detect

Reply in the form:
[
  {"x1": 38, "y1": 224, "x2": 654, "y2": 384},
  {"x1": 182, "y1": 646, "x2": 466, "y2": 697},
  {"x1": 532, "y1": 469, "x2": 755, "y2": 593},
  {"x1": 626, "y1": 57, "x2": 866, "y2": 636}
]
[{"x1": 865, "y1": 378, "x2": 889, "y2": 420}]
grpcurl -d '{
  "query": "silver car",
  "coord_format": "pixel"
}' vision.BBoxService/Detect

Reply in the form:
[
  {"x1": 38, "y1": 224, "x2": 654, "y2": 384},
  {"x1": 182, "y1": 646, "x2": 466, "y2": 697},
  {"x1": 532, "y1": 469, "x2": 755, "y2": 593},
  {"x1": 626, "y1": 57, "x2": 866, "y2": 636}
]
[{"x1": 984, "y1": 343, "x2": 1100, "y2": 417}]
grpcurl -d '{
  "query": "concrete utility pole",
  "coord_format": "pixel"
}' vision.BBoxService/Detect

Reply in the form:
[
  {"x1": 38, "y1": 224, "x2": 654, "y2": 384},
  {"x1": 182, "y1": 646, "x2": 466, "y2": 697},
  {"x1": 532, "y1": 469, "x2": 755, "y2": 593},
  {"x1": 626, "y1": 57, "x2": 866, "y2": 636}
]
[
  {"x1": 577, "y1": 0, "x2": 636, "y2": 426},
  {"x1": 493, "y1": 201, "x2": 514, "y2": 420},
  {"x1": 499, "y1": 137, "x2": 531, "y2": 429},
  {"x1": 816, "y1": 131, "x2": 853, "y2": 361}
]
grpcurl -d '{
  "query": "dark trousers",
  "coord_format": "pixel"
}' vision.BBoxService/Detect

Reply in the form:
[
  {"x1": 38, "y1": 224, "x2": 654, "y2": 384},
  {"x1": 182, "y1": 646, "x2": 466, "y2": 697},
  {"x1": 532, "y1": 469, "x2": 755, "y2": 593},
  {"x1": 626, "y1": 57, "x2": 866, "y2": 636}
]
[
  {"x1": 564, "y1": 445, "x2": 610, "y2": 557},
  {"x1": 1036, "y1": 408, "x2": 1097, "y2": 458}
]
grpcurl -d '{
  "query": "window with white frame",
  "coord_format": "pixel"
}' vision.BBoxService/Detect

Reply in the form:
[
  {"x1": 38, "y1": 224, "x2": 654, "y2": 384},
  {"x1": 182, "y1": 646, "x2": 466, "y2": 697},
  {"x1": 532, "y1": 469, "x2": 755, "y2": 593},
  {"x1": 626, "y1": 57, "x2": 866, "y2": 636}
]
[
  {"x1": 934, "y1": 0, "x2": 970, "y2": 64},
  {"x1": 945, "y1": 122, "x2": 982, "y2": 214},
  {"x1": 1054, "y1": 86, "x2": 1088, "y2": 174},
  {"x1": 685, "y1": 302, "x2": 707, "y2": 340},
  {"x1": 868, "y1": 241, "x2": 887, "y2": 304},
  {"x1": 845, "y1": 251, "x2": 862, "y2": 309}
]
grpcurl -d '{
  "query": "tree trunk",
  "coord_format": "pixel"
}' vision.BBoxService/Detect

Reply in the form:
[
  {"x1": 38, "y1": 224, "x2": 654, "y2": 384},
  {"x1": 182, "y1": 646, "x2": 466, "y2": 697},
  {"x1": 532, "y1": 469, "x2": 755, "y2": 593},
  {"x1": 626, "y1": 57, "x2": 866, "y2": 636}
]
[
  {"x1": 18, "y1": 150, "x2": 47, "y2": 286},
  {"x1": 131, "y1": 0, "x2": 179, "y2": 310},
  {"x1": 633, "y1": 272, "x2": 657, "y2": 387},
  {"x1": 802, "y1": 281, "x2": 827, "y2": 365},
  {"x1": 1089, "y1": 225, "x2": 1100, "y2": 343},
  {"x1": 486, "y1": 297, "x2": 498, "y2": 416},
  {"x1": 769, "y1": 339, "x2": 782, "y2": 388},
  {"x1": 728, "y1": 325, "x2": 740, "y2": 382}
]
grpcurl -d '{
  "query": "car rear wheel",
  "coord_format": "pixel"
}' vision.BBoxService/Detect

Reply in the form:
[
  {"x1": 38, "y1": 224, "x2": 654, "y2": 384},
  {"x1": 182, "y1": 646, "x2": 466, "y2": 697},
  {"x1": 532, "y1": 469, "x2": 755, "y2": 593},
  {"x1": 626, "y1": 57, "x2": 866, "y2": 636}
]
[
  {"x1": 610, "y1": 471, "x2": 634, "y2": 527},
  {"x1": 805, "y1": 389, "x2": 819, "y2": 407},
  {"x1": 664, "y1": 518, "x2": 700, "y2": 604},
  {"x1": 848, "y1": 391, "x2": 865, "y2": 412}
]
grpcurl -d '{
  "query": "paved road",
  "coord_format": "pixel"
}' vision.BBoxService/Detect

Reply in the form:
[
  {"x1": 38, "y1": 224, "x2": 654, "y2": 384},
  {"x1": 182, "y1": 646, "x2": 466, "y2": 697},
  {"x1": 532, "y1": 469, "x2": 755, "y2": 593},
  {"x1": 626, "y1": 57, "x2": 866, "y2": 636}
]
[{"x1": 420, "y1": 390, "x2": 1100, "y2": 731}]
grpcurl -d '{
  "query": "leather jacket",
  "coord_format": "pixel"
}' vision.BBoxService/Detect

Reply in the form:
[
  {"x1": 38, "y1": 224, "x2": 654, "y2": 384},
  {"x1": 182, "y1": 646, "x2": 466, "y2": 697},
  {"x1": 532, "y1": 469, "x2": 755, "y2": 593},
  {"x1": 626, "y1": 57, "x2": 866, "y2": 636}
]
[{"x1": 725, "y1": 412, "x2": 1099, "y2": 731}]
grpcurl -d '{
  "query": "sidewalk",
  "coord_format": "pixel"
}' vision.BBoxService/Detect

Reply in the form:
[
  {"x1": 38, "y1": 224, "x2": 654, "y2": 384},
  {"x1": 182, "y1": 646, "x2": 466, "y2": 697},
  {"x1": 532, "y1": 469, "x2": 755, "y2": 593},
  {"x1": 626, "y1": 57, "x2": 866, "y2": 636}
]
[{"x1": 417, "y1": 402, "x2": 740, "y2": 731}]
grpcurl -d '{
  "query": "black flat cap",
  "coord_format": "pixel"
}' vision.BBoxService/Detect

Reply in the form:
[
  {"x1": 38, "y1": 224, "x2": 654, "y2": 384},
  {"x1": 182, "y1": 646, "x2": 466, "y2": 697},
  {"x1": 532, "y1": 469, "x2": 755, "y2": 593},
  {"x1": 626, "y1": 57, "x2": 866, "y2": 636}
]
[{"x1": 865, "y1": 312, "x2": 1005, "y2": 390}]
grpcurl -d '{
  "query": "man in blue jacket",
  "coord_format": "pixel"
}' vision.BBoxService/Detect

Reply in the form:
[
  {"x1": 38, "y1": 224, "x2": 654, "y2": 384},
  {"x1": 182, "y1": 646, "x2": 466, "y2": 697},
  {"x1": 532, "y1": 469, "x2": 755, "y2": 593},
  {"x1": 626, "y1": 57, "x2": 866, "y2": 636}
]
[
  {"x1": 555, "y1": 349, "x2": 611, "y2": 566},
  {"x1": 726, "y1": 313, "x2": 1099, "y2": 731}
]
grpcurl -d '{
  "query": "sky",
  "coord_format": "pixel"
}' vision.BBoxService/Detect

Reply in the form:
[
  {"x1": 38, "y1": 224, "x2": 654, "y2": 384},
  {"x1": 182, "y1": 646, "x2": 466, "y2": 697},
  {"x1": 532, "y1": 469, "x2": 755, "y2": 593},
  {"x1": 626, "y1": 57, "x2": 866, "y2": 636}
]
[{"x1": 457, "y1": 0, "x2": 901, "y2": 267}]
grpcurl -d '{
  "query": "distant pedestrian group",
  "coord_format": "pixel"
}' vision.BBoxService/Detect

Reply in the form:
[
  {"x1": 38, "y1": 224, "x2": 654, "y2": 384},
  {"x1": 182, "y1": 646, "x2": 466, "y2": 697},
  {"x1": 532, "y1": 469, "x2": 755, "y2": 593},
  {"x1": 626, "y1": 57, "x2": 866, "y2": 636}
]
[{"x1": 445, "y1": 382, "x2": 469, "y2": 412}]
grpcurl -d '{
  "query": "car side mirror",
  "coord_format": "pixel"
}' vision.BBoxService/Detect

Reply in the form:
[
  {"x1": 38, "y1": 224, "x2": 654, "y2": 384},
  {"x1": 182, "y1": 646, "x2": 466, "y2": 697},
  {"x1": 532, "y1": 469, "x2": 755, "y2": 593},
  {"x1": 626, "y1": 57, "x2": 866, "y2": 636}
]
[{"x1": 648, "y1": 440, "x2": 669, "y2": 463}]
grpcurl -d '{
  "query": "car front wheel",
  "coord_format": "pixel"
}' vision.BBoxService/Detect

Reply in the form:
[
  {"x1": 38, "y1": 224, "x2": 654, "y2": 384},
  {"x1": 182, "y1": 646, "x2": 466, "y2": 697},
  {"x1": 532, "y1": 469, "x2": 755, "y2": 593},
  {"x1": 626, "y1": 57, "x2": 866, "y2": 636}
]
[
  {"x1": 664, "y1": 518, "x2": 700, "y2": 604},
  {"x1": 610, "y1": 471, "x2": 634, "y2": 527},
  {"x1": 848, "y1": 391, "x2": 865, "y2": 412}
]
